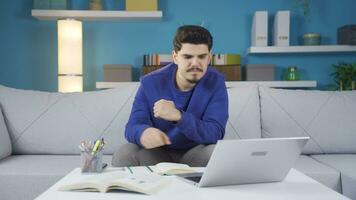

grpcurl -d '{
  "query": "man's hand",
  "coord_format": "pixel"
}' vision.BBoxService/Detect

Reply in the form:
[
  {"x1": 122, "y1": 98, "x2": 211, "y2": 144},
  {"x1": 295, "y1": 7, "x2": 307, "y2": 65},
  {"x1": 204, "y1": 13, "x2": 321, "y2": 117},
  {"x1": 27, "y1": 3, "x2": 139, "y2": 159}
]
[
  {"x1": 153, "y1": 99, "x2": 182, "y2": 122},
  {"x1": 140, "y1": 127, "x2": 171, "y2": 149}
]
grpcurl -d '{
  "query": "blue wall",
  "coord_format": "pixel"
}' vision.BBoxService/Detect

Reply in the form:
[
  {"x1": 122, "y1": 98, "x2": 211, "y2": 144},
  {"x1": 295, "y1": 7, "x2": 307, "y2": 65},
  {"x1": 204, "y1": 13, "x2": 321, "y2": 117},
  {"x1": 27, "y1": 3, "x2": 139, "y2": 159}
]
[{"x1": 0, "y1": 0, "x2": 355, "y2": 91}]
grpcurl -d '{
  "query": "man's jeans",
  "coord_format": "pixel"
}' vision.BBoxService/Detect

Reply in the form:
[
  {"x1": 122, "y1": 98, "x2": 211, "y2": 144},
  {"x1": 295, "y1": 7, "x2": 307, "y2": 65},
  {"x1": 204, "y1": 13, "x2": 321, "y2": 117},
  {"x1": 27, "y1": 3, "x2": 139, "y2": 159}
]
[{"x1": 112, "y1": 143, "x2": 216, "y2": 167}]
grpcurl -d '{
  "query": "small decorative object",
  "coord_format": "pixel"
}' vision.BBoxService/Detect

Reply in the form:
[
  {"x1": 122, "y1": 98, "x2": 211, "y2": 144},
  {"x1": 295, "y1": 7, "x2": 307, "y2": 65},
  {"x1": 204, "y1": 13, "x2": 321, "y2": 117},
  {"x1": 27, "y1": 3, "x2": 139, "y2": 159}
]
[
  {"x1": 330, "y1": 62, "x2": 356, "y2": 91},
  {"x1": 337, "y1": 24, "x2": 356, "y2": 45},
  {"x1": 295, "y1": 0, "x2": 310, "y2": 21},
  {"x1": 302, "y1": 33, "x2": 321, "y2": 45},
  {"x1": 284, "y1": 66, "x2": 300, "y2": 81},
  {"x1": 90, "y1": 0, "x2": 103, "y2": 10}
]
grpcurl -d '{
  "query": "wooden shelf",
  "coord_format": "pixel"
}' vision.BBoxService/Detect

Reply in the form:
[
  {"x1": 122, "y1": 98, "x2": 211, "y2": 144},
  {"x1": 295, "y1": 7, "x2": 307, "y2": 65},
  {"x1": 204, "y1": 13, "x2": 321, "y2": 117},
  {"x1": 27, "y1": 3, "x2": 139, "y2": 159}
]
[
  {"x1": 247, "y1": 45, "x2": 356, "y2": 54},
  {"x1": 31, "y1": 9, "x2": 162, "y2": 21},
  {"x1": 96, "y1": 81, "x2": 317, "y2": 89}
]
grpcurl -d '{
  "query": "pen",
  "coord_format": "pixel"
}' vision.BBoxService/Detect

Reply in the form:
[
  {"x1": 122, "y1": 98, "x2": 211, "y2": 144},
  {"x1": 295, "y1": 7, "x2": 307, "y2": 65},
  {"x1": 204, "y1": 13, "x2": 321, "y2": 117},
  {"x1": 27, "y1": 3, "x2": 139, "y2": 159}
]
[
  {"x1": 146, "y1": 166, "x2": 153, "y2": 173},
  {"x1": 127, "y1": 166, "x2": 133, "y2": 174},
  {"x1": 91, "y1": 139, "x2": 102, "y2": 155}
]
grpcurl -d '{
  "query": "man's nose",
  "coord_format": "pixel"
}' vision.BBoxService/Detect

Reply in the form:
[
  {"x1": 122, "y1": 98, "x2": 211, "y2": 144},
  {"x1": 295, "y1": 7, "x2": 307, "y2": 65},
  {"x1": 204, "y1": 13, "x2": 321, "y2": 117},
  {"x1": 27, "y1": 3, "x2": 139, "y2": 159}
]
[{"x1": 191, "y1": 57, "x2": 199, "y2": 66}]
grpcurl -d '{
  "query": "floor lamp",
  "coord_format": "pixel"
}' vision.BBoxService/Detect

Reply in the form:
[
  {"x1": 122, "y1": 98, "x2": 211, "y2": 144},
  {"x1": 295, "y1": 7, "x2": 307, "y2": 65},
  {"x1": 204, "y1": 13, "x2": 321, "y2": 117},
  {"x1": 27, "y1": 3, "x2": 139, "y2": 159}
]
[{"x1": 57, "y1": 19, "x2": 83, "y2": 93}]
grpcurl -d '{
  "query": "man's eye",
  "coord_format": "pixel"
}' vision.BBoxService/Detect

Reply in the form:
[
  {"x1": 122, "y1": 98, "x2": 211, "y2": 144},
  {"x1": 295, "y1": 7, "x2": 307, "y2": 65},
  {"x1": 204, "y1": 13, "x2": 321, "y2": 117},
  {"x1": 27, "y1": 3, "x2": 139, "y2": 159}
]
[
  {"x1": 198, "y1": 55, "x2": 207, "y2": 59},
  {"x1": 184, "y1": 56, "x2": 193, "y2": 59}
]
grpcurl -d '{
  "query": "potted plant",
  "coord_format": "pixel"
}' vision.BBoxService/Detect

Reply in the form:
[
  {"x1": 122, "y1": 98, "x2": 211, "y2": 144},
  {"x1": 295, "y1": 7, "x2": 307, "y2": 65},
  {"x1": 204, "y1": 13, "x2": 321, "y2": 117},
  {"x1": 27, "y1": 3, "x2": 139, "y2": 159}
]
[
  {"x1": 295, "y1": 0, "x2": 311, "y2": 20},
  {"x1": 330, "y1": 62, "x2": 356, "y2": 91}
]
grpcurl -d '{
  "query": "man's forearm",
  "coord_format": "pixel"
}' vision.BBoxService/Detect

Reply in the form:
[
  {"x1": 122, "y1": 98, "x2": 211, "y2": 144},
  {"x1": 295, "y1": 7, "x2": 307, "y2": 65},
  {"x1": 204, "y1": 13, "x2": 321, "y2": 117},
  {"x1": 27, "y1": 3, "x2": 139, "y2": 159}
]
[
  {"x1": 175, "y1": 111, "x2": 226, "y2": 144},
  {"x1": 124, "y1": 123, "x2": 150, "y2": 147}
]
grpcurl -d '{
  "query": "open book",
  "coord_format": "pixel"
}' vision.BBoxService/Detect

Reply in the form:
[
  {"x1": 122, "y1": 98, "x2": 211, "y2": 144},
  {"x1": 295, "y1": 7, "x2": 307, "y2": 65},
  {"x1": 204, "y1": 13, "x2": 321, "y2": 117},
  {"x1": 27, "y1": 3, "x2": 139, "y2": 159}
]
[
  {"x1": 58, "y1": 170, "x2": 170, "y2": 195},
  {"x1": 154, "y1": 162, "x2": 196, "y2": 175}
]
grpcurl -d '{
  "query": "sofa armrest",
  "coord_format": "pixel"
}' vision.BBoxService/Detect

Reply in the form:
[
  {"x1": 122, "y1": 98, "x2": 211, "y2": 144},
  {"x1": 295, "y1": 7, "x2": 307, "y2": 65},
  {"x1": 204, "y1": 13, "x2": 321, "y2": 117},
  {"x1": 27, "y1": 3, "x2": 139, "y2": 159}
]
[{"x1": 0, "y1": 106, "x2": 12, "y2": 161}]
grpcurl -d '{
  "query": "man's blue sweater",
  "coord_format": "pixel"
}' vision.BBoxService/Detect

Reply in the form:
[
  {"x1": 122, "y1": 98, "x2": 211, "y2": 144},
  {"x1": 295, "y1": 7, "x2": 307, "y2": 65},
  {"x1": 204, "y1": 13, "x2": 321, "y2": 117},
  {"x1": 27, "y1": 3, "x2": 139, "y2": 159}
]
[{"x1": 125, "y1": 63, "x2": 229, "y2": 150}]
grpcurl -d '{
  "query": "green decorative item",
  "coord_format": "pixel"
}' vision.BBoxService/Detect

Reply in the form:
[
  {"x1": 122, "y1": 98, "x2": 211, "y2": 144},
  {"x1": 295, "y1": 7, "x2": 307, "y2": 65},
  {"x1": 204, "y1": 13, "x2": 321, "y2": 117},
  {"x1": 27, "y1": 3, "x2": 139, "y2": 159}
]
[
  {"x1": 302, "y1": 33, "x2": 321, "y2": 45},
  {"x1": 296, "y1": 0, "x2": 310, "y2": 21},
  {"x1": 330, "y1": 62, "x2": 356, "y2": 91},
  {"x1": 284, "y1": 66, "x2": 300, "y2": 81}
]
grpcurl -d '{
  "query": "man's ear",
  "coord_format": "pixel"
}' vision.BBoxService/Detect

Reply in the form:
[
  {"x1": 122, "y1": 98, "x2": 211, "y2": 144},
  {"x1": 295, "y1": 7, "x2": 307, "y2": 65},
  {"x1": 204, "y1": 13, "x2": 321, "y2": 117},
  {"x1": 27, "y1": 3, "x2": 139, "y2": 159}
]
[
  {"x1": 208, "y1": 52, "x2": 212, "y2": 65},
  {"x1": 172, "y1": 50, "x2": 178, "y2": 64}
]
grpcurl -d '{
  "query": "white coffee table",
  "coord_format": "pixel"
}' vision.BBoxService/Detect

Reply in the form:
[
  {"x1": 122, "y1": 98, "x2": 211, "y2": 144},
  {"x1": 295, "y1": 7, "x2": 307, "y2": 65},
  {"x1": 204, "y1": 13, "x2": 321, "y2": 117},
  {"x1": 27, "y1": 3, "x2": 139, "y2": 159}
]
[{"x1": 35, "y1": 167, "x2": 349, "y2": 200}]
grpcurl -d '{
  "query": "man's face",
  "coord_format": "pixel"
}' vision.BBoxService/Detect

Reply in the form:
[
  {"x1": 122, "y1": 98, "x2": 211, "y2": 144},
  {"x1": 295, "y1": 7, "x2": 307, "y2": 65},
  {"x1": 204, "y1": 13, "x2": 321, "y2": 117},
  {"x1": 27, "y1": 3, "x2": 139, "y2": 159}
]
[{"x1": 173, "y1": 43, "x2": 211, "y2": 84}]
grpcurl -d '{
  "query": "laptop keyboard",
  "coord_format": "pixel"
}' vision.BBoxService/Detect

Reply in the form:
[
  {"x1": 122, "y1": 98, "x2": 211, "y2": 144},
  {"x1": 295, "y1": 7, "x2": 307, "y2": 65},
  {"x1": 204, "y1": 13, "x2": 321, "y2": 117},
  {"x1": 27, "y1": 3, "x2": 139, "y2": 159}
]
[{"x1": 185, "y1": 176, "x2": 202, "y2": 183}]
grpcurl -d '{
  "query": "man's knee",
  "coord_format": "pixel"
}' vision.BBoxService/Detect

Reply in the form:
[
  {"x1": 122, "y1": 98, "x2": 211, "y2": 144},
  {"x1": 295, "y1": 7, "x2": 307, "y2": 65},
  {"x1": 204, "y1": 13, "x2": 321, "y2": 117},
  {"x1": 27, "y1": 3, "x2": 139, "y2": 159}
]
[
  {"x1": 111, "y1": 143, "x2": 140, "y2": 167},
  {"x1": 135, "y1": 147, "x2": 172, "y2": 166},
  {"x1": 181, "y1": 144, "x2": 216, "y2": 167}
]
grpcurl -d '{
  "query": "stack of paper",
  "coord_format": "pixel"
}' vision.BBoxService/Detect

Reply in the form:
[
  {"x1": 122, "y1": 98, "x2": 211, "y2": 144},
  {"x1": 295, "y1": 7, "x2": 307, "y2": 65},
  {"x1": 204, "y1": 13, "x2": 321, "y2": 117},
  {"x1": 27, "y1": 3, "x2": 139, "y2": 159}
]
[{"x1": 251, "y1": 11, "x2": 268, "y2": 46}]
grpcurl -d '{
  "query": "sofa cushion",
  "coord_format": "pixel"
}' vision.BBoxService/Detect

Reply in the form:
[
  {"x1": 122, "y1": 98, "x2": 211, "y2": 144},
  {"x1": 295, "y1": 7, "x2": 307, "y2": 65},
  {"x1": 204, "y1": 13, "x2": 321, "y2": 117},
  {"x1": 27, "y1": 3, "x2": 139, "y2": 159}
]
[
  {"x1": 0, "y1": 106, "x2": 11, "y2": 160},
  {"x1": 294, "y1": 155, "x2": 341, "y2": 192},
  {"x1": 259, "y1": 87, "x2": 356, "y2": 154},
  {"x1": 224, "y1": 84, "x2": 261, "y2": 139},
  {"x1": 0, "y1": 84, "x2": 139, "y2": 154},
  {"x1": 311, "y1": 154, "x2": 356, "y2": 199},
  {"x1": 0, "y1": 155, "x2": 112, "y2": 200}
]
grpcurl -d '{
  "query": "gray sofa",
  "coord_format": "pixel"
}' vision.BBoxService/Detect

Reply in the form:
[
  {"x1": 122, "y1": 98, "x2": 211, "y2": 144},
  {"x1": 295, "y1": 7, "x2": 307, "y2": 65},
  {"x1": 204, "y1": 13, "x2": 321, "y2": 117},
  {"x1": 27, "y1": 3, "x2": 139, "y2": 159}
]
[{"x1": 0, "y1": 83, "x2": 355, "y2": 200}]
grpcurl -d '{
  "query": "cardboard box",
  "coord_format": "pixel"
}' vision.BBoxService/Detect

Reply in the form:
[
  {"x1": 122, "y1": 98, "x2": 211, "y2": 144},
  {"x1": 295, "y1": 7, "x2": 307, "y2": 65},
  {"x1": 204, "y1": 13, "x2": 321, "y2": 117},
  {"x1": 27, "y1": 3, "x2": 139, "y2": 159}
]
[
  {"x1": 103, "y1": 64, "x2": 132, "y2": 82},
  {"x1": 213, "y1": 65, "x2": 241, "y2": 81},
  {"x1": 246, "y1": 64, "x2": 275, "y2": 81},
  {"x1": 126, "y1": 0, "x2": 157, "y2": 11}
]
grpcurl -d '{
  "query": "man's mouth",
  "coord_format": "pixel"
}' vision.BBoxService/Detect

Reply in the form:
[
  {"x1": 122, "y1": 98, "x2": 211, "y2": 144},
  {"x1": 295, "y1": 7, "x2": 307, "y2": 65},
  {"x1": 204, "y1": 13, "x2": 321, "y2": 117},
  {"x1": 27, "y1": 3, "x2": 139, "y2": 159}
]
[{"x1": 187, "y1": 68, "x2": 203, "y2": 73}]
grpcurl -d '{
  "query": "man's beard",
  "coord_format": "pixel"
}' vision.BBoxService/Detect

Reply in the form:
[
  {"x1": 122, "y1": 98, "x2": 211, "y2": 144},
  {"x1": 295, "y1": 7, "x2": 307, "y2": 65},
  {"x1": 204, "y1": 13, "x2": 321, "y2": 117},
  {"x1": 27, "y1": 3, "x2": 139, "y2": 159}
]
[
  {"x1": 186, "y1": 77, "x2": 199, "y2": 84},
  {"x1": 185, "y1": 67, "x2": 203, "y2": 83}
]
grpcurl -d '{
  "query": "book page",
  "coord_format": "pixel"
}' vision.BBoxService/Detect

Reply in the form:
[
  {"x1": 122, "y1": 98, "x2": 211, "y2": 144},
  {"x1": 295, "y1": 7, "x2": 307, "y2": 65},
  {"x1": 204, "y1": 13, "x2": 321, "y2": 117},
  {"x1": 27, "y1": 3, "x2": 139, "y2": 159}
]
[
  {"x1": 155, "y1": 162, "x2": 196, "y2": 175},
  {"x1": 110, "y1": 173, "x2": 170, "y2": 194},
  {"x1": 58, "y1": 170, "x2": 128, "y2": 193},
  {"x1": 58, "y1": 170, "x2": 170, "y2": 194}
]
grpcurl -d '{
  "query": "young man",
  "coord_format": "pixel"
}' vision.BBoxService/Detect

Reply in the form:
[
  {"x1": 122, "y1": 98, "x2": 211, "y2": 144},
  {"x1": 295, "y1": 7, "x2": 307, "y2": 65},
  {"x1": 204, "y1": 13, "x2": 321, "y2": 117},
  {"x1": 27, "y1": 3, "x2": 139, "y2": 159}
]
[{"x1": 112, "y1": 25, "x2": 228, "y2": 167}]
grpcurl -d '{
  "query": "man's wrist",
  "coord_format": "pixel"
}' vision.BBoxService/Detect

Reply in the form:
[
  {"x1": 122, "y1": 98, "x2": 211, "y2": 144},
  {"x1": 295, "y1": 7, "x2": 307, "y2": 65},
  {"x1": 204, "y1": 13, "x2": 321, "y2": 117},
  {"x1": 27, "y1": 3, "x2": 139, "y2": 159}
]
[{"x1": 173, "y1": 109, "x2": 182, "y2": 122}]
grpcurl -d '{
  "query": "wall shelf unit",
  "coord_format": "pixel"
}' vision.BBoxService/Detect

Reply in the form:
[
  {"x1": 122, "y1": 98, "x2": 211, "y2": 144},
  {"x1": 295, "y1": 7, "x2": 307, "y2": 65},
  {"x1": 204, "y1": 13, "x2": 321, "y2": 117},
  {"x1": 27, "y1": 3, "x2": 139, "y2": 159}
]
[
  {"x1": 96, "y1": 81, "x2": 317, "y2": 89},
  {"x1": 31, "y1": 9, "x2": 162, "y2": 21},
  {"x1": 247, "y1": 45, "x2": 356, "y2": 54}
]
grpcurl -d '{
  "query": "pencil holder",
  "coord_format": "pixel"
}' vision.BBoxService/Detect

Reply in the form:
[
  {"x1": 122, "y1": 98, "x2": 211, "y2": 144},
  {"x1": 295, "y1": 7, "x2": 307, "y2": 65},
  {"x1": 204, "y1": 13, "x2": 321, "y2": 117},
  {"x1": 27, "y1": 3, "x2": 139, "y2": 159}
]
[{"x1": 81, "y1": 150, "x2": 103, "y2": 173}]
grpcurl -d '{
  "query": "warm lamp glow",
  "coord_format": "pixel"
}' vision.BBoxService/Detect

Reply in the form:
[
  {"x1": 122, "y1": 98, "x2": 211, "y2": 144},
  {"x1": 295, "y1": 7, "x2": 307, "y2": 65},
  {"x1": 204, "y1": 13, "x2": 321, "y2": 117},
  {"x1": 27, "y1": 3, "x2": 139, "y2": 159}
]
[
  {"x1": 57, "y1": 19, "x2": 83, "y2": 92},
  {"x1": 58, "y1": 76, "x2": 83, "y2": 93}
]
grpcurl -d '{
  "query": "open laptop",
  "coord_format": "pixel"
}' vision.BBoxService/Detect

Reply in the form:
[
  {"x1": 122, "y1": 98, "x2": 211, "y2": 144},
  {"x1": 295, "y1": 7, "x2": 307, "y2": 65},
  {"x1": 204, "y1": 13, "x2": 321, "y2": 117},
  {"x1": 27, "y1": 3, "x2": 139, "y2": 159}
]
[{"x1": 177, "y1": 137, "x2": 309, "y2": 187}]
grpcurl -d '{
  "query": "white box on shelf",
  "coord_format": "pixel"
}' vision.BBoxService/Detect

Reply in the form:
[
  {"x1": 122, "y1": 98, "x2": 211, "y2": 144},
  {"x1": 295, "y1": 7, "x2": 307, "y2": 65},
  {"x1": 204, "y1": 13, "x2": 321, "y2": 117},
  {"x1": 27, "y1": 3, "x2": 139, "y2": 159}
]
[
  {"x1": 273, "y1": 10, "x2": 290, "y2": 46},
  {"x1": 214, "y1": 54, "x2": 225, "y2": 65},
  {"x1": 251, "y1": 11, "x2": 268, "y2": 46}
]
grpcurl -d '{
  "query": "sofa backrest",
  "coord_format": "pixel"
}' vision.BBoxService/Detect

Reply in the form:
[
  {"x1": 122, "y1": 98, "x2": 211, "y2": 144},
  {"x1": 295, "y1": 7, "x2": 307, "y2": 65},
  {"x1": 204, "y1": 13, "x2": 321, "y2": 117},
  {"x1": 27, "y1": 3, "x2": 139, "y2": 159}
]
[
  {"x1": 225, "y1": 84, "x2": 261, "y2": 139},
  {"x1": 0, "y1": 84, "x2": 138, "y2": 155},
  {"x1": 259, "y1": 86, "x2": 356, "y2": 154},
  {"x1": 0, "y1": 106, "x2": 12, "y2": 160},
  {"x1": 0, "y1": 83, "x2": 261, "y2": 155}
]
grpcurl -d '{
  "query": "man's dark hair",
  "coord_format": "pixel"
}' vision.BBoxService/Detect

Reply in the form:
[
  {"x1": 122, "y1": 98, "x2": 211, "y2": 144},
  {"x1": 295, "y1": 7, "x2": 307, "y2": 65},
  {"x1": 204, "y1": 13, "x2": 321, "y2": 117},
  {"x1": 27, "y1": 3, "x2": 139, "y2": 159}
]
[{"x1": 173, "y1": 25, "x2": 213, "y2": 52}]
